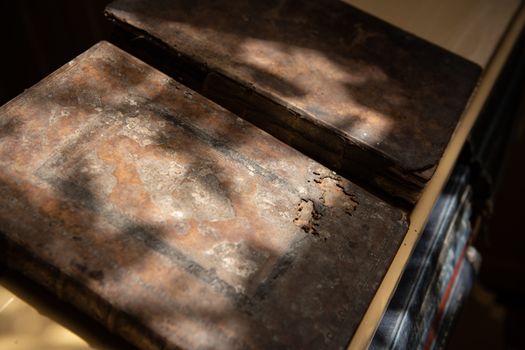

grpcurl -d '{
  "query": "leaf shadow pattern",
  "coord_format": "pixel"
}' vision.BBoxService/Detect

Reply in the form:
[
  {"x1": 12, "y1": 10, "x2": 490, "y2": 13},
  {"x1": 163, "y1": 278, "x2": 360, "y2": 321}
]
[
  {"x1": 0, "y1": 41, "x2": 409, "y2": 349},
  {"x1": 107, "y1": 0, "x2": 480, "y2": 175},
  {"x1": 0, "y1": 42, "x2": 300, "y2": 349}
]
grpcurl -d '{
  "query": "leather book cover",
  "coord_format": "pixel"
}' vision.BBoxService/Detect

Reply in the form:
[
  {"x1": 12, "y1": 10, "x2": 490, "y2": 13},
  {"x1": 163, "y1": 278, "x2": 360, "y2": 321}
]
[
  {"x1": 0, "y1": 42, "x2": 408, "y2": 349},
  {"x1": 105, "y1": 0, "x2": 481, "y2": 203}
]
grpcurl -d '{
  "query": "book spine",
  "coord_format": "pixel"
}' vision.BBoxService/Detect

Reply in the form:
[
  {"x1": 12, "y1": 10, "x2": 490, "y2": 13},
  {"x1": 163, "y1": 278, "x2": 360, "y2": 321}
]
[
  {"x1": 430, "y1": 247, "x2": 479, "y2": 350},
  {"x1": 407, "y1": 201, "x2": 472, "y2": 349},
  {"x1": 371, "y1": 168, "x2": 470, "y2": 350},
  {"x1": 1, "y1": 231, "x2": 169, "y2": 350}
]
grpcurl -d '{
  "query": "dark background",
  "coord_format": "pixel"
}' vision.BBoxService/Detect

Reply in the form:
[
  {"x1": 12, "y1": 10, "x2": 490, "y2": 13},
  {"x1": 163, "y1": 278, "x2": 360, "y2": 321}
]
[
  {"x1": 0, "y1": 1, "x2": 111, "y2": 105},
  {"x1": 0, "y1": 1, "x2": 524, "y2": 349}
]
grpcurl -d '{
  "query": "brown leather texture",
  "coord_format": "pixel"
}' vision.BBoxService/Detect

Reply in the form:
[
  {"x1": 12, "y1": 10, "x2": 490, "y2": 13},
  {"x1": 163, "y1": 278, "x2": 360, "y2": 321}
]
[
  {"x1": 0, "y1": 42, "x2": 408, "y2": 349},
  {"x1": 106, "y1": 0, "x2": 481, "y2": 202}
]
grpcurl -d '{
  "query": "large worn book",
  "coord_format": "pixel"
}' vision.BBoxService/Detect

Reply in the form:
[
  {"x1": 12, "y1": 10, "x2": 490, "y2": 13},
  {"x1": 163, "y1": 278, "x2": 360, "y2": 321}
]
[
  {"x1": 0, "y1": 42, "x2": 408, "y2": 350},
  {"x1": 105, "y1": 0, "x2": 481, "y2": 203}
]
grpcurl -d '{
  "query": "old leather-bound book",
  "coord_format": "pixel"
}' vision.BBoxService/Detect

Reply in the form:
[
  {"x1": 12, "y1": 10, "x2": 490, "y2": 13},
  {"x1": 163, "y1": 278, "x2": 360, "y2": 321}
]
[
  {"x1": 105, "y1": 0, "x2": 481, "y2": 203},
  {"x1": 0, "y1": 42, "x2": 408, "y2": 349}
]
